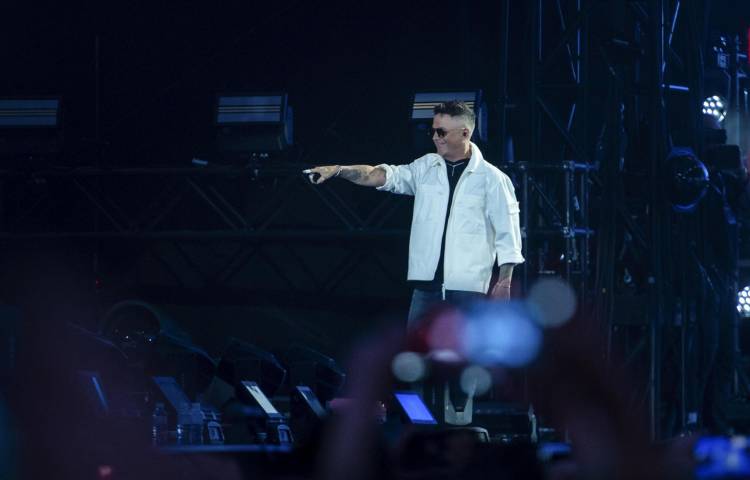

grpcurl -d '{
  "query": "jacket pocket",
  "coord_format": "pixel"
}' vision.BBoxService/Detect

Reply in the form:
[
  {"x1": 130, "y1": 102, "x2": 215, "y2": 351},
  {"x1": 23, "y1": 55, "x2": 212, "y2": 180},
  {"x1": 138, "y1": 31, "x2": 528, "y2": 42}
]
[
  {"x1": 414, "y1": 185, "x2": 443, "y2": 223},
  {"x1": 457, "y1": 193, "x2": 484, "y2": 209},
  {"x1": 454, "y1": 194, "x2": 485, "y2": 234}
]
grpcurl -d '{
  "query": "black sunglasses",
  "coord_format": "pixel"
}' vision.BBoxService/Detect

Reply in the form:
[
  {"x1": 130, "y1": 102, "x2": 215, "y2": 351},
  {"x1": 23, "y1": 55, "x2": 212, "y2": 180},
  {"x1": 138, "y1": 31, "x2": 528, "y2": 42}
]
[{"x1": 428, "y1": 127, "x2": 464, "y2": 138}]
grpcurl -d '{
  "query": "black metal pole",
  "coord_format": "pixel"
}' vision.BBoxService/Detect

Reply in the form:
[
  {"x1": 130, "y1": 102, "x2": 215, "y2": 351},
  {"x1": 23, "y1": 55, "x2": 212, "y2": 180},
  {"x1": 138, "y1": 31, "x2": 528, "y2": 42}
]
[
  {"x1": 498, "y1": 0, "x2": 510, "y2": 166},
  {"x1": 580, "y1": 0, "x2": 590, "y2": 309},
  {"x1": 649, "y1": 0, "x2": 667, "y2": 441},
  {"x1": 564, "y1": 166, "x2": 572, "y2": 282}
]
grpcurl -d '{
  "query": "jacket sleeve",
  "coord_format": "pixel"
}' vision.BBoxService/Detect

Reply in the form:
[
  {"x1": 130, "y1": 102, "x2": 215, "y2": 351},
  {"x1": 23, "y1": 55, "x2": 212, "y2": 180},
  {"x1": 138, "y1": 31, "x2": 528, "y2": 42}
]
[
  {"x1": 374, "y1": 158, "x2": 424, "y2": 196},
  {"x1": 487, "y1": 175, "x2": 525, "y2": 266}
]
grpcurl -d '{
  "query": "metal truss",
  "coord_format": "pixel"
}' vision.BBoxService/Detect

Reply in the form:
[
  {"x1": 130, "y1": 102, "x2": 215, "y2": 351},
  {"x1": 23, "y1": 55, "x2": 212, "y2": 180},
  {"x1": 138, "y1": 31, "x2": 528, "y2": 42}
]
[
  {"x1": 0, "y1": 164, "x2": 412, "y2": 302},
  {"x1": 599, "y1": 0, "x2": 705, "y2": 439},
  {"x1": 0, "y1": 164, "x2": 409, "y2": 238},
  {"x1": 518, "y1": 0, "x2": 708, "y2": 439},
  {"x1": 0, "y1": 2, "x2": 717, "y2": 438},
  {"x1": 508, "y1": 161, "x2": 594, "y2": 301},
  {"x1": 513, "y1": 0, "x2": 594, "y2": 302}
]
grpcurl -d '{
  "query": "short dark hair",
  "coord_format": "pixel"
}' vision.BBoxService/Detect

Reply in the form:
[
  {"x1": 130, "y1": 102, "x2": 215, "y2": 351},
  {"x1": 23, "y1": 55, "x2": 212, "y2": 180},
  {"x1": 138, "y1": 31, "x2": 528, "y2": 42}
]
[{"x1": 433, "y1": 101, "x2": 475, "y2": 130}]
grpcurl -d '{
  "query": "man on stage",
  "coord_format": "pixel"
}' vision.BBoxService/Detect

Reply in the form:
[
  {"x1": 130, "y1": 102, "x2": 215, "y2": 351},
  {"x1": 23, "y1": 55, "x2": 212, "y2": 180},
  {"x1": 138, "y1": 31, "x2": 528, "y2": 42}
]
[{"x1": 305, "y1": 101, "x2": 524, "y2": 329}]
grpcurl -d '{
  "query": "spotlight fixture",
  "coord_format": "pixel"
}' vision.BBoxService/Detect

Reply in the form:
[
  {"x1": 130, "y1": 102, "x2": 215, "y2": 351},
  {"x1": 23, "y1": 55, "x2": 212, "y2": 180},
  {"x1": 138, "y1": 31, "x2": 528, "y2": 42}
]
[
  {"x1": 214, "y1": 93, "x2": 293, "y2": 153},
  {"x1": 0, "y1": 97, "x2": 63, "y2": 154},
  {"x1": 666, "y1": 147, "x2": 709, "y2": 213},
  {"x1": 737, "y1": 286, "x2": 750, "y2": 318},
  {"x1": 100, "y1": 300, "x2": 216, "y2": 398},
  {"x1": 702, "y1": 95, "x2": 727, "y2": 123}
]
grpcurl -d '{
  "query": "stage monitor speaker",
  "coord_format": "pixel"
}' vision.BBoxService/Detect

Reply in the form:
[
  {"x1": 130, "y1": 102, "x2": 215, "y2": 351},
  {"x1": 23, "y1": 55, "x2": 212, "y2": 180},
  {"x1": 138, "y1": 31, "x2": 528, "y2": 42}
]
[
  {"x1": 289, "y1": 385, "x2": 326, "y2": 445},
  {"x1": 283, "y1": 345, "x2": 345, "y2": 404},
  {"x1": 151, "y1": 376, "x2": 192, "y2": 414},
  {"x1": 217, "y1": 338, "x2": 287, "y2": 398}
]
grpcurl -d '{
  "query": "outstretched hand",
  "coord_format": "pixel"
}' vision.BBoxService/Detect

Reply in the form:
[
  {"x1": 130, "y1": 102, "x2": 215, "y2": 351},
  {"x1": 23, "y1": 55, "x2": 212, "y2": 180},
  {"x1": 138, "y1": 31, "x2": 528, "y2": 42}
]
[{"x1": 303, "y1": 165, "x2": 340, "y2": 185}]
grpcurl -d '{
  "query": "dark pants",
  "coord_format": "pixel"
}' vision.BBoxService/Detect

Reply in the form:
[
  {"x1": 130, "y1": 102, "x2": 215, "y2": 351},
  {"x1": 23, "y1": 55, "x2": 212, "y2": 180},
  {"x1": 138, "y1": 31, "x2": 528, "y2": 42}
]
[
  {"x1": 405, "y1": 288, "x2": 486, "y2": 422},
  {"x1": 407, "y1": 288, "x2": 485, "y2": 330}
]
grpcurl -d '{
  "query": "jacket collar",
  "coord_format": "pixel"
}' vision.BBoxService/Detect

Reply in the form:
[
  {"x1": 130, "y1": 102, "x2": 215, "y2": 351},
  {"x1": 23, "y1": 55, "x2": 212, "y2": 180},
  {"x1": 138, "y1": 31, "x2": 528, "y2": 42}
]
[{"x1": 431, "y1": 142, "x2": 484, "y2": 173}]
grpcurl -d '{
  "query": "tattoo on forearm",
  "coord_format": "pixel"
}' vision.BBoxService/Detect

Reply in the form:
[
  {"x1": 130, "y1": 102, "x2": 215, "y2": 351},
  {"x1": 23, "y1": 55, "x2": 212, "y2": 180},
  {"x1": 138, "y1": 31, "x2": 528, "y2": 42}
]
[{"x1": 340, "y1": 167, "x2": 366, "y2": 183}]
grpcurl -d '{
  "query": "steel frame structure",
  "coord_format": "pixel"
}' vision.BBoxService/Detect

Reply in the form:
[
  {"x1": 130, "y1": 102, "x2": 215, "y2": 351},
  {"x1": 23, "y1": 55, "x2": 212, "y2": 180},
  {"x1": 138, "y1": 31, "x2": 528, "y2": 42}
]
[
  {"x1": 0, "y1": 164, "x2": 412, "y2": 305},
  {"x1": 520, "y1": 0, "x2": 707, "y2": 439},
  {"x1": 645, "y1": 0, "x2": 707, "y2": 439},
  {"x1": 0, "y1": 0, "x2": 720, "y2": 440},
  {"x1": 514, "y1": 0, "x2": 595, "y2": 305}
]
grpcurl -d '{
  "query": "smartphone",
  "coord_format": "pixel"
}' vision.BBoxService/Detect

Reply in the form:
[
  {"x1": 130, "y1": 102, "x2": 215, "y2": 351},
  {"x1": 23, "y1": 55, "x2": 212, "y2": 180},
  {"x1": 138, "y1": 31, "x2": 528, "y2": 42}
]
[
  {"x1": 394, "y1": 391, "x2": 437, "y2": 425},
  {"x1": 694, "y1": 435, "x2": 750, "y2": 479}
]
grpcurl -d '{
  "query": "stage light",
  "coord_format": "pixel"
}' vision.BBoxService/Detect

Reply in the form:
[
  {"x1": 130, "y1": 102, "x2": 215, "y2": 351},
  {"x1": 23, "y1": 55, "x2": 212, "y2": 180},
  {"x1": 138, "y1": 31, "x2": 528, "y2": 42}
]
[
  {"x1": 100, "y1": 300, "x2": 163, "y2": 349},
  {"x1": 214, "y1": 93, "x2": 293, "y2": 153},
  {"x1": 0, "y1": 97, "x2": 62, "y2": 154},
  {"x1": 410, "y1": 90, "x2": 487, "y2": 153},
  {"x1": 0, "y1": 98, "x2": 59, "y2": 127},
  {"x1": 702, "y1": 95, "x2": 727, "y2": 123},
  {"x1": 737, "y1": 287, "x2": 750, "y2": 318},
  {"x1": 99, "y1": 300, "x2": 216, "y2": 398},
  {"x1": 667, "y1": 147, "x2": 709, "y2": 213}
]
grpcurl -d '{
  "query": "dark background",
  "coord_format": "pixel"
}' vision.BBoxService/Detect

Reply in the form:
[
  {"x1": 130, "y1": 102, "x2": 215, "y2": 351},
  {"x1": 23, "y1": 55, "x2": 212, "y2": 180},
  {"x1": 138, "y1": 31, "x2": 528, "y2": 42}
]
[
  {"x1": 2, "y1": 0, "x2": 510, "y2": 164},
  {"x1": 1, "y1": 1, "x2": 749, "y2": 362},
  {"x1": 0, "y1": 0, "x2": 516, "y2": 361}
]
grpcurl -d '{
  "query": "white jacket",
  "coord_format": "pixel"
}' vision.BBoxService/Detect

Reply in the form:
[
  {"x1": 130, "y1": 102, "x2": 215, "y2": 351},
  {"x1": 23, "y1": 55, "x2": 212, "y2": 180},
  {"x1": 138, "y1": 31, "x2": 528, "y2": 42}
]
[{"x1": 376, "y1": 143, "x2": 524, "y2": 294}]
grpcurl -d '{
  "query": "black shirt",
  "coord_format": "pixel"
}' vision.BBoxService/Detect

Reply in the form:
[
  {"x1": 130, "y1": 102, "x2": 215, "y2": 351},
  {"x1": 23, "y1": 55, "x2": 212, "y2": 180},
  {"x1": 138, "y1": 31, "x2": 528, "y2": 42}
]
[{"x1": 409, "y1": 157, "x2": 470, "y2": 291}]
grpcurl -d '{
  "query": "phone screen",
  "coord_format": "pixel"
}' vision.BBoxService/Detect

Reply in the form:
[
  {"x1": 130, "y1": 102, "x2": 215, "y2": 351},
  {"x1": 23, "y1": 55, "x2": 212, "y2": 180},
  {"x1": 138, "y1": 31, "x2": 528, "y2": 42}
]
[
  {"x1": 241, "y1": 381, "x2": 280, "y2": 415},
  {"x1": 694, "y1": 435, "x2": 750, "y2": 479},
  {"x1": 296, "y1": 386, "x2": 326, "y2": 418},
  {"x1": 394, "y1": 391, "x2": 437, "y2": 425}
]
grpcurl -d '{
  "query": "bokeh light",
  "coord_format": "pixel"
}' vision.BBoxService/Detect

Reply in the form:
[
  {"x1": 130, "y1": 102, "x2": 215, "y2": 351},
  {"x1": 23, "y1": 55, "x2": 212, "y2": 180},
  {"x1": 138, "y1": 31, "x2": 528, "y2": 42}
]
[
  {"x1": 460, "y1": 365, "x2": 493, "y2": 396},
  {"x1": 391, "y1": 351, "x2": 426, "y2": 382},
  {"x1": 461, "y1": 302, "x2": 542, "y2": 368},
  {"x1": 526, "y1": 277, "x2": 577, "y2": 328},
  {"x1": 426, "y1": 348, "x2": 463, "y2": 364},
  {"x1": 426, "y1": 309, "x2": 465, "y2": 352}
]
